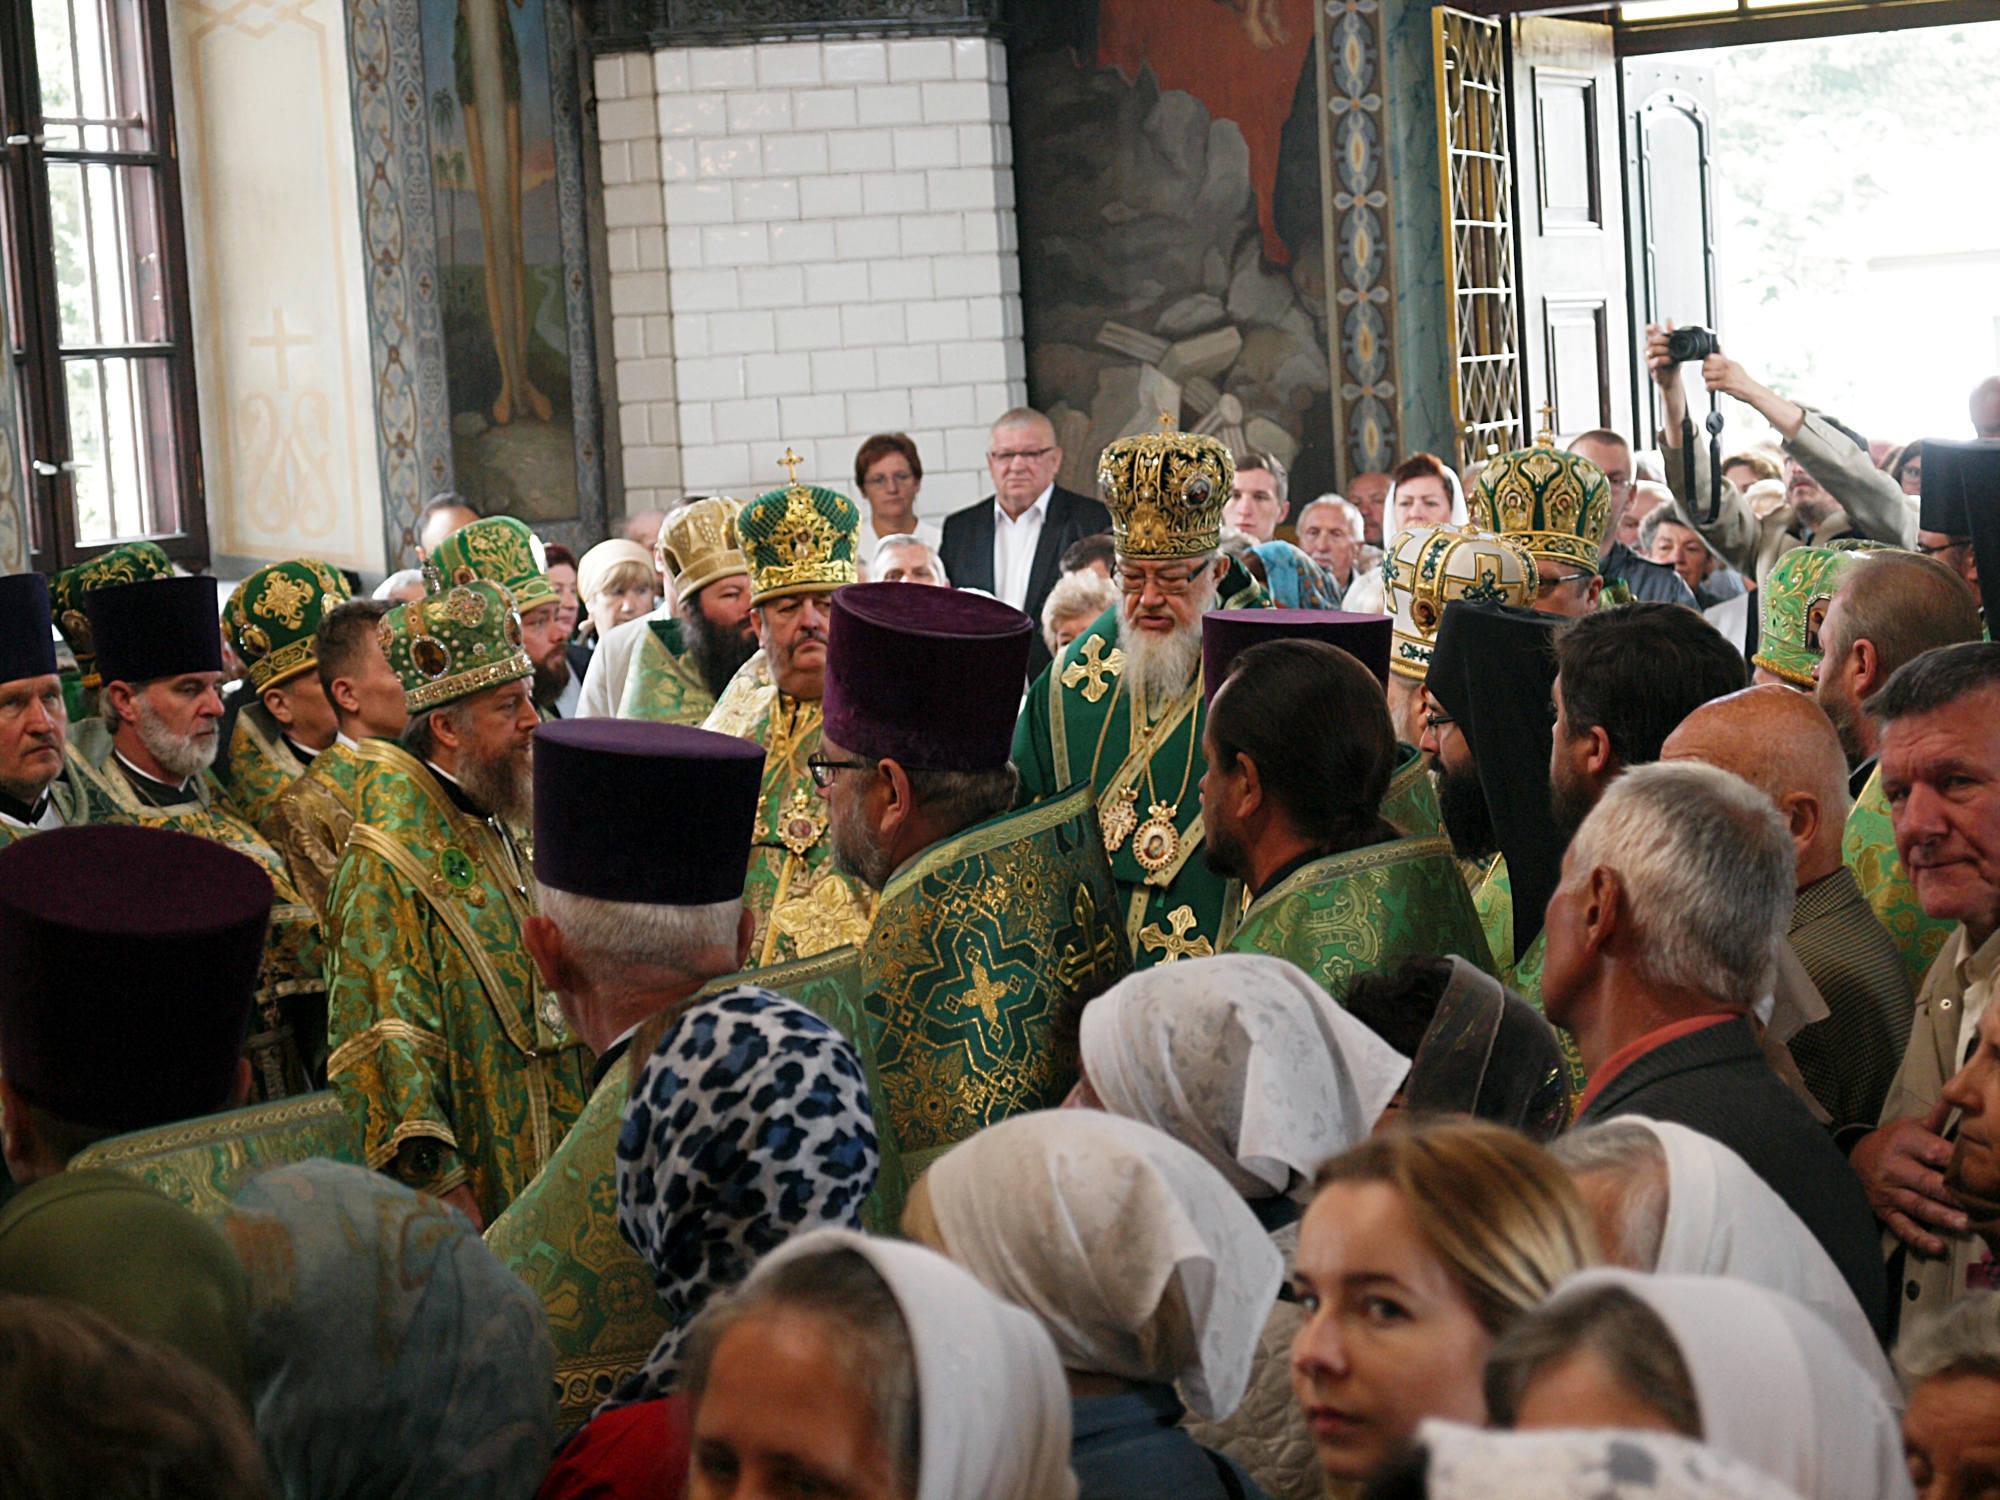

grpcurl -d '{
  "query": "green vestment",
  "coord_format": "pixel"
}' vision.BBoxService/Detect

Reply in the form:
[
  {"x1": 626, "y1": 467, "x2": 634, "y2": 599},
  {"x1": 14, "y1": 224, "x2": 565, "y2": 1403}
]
[
  {"x1": 1465, "y1": 852, "x2": 1573, "y2": 1096},
  {"x1": 0, "y1": 746, "x2": 90, "y2": 848},
  {"x1": 263, "y1": 740, "x2": 366, "y2": 926},
  {"x1": 1229, "y1": 834, "x2": 1495, "y2": 991},
  {"x1": 66, "y1": 1093, "x2": 362, "y2": 1218},
  {"x1": 223, "y1": 700, "x2": 311, "y2": 833},
  {"x1": 1846, "y1": 764, "x2": 1954, "y2": 994},
  {"x1": 323, "y1": 740, "x2": 589, "y2": 1224},
  {"x1": 1011, "y1": 563, "x2": 1268, "y2": 971},
  {"x1": 702, "y1": 652, "x2": 875, "y2": 968},
  {"x1": 616, "y1": 618, "x2": 716, "y2": 725},
  {"x1": 863, "y1": 782, "x2": 1132, "y2": 1197},
  {"x1": 1381, "y1": 742, "x2": 1441, "y2": 837}
]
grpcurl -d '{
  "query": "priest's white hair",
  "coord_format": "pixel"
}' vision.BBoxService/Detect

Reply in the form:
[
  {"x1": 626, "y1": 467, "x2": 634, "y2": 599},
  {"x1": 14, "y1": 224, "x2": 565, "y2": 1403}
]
[{"x1": 535, "y1": 883, "x2": 741, "y2": 988}]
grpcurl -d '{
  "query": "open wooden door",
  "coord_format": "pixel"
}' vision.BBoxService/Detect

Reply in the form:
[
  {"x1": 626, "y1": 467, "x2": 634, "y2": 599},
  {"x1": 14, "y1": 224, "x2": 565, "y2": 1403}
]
[{"x1": 1510, "y1": 17, "x2": 1634, "y2": 443}]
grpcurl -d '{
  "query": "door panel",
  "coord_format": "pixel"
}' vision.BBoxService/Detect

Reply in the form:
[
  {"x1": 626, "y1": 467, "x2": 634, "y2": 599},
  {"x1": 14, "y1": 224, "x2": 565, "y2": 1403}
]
[{"x1": 1511, "y1": 16, "x2": 1631, "y2": 443}]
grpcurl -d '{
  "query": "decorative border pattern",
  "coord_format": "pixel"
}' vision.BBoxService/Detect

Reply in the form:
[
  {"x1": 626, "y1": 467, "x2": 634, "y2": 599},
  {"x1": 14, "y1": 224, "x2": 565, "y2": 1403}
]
[
  {"x1": 578, "y1": 0, "x2": 1000, "y2": 53},
  {"x1": 1316, "y1": 0, "x2": 1403, "y2": 481}
]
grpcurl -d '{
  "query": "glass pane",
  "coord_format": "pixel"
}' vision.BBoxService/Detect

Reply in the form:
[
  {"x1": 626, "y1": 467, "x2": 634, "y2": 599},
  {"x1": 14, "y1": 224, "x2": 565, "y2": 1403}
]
[
  {"x1": 44, "y1": 159, "x2": 168, "y2": 346},
  {"x1": 64, "y1": 354, "x2": 177, "y2": 542},
  {"x1": 1620, "y1": 0, "x2": 1736, "y2": 19},
  {"x1": 32, "y1": 0, "x2": 153, "y2": 153}
]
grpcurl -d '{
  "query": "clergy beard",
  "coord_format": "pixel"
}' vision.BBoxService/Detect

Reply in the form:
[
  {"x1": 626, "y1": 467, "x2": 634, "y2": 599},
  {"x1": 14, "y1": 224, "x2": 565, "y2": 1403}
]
[
  {"x1": 683, "y1": 598, "x2": 760, "y2": 699},
  {"x1": 532, "y1": 654, "x2": 570, "y2": 709},
  {"x1": 828, "y1": 783, "x2": 893, "y2": 891},
  {"x1": 134, "y1": 697, "x2": 220, "y2": 781},
  {"x1": 456, "y1": 733, "x2": 534, "y2": 826},
  {"x1": 1118, "y1": 576, "x2": 1214, "y2": 705},
  {"x1": 1549, "y1": 769, "x2": 1596, "y2": 844},
  {"x1": 1435, "y1": 758, "x2": 1498, "y2": 861},
  {"x1": 1201, "y1": 817, "x2": 1252, "y2": 883},
  {"x1": 1816, "y1": 681, "x2": 1870, "y2": 771}
]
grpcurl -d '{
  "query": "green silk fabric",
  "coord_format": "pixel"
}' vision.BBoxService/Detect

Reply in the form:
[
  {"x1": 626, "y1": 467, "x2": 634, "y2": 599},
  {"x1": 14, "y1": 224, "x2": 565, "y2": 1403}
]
[
  {"x1": 1381, "y1": 741, "x2": 1442, "y2": 837},
  {"x1": 224, "y1": 700, "x2": 312, "y2": 832},
  {"x1": 617, "y1": 618, "x2": 717, "y2": 725}
]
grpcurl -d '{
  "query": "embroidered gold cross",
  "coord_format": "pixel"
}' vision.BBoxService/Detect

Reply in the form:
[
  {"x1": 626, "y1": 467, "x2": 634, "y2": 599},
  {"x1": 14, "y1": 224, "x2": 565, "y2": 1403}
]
[
  {"x1": 1139, "y1": 904, "x2": 1214, "y2": 964},
  {"x1": 1060, "y1": 635, "x2": 1125, "y2": 704},
  {"x1": 957, "y1": 960, "x2": 1011, "y2": 1041},
  {"x1": 779, "y1": 447, "x2": 804, "y2": 484},
  {"x1": 1055, "y1": 885, "x2": 1124, "y2": 992}
]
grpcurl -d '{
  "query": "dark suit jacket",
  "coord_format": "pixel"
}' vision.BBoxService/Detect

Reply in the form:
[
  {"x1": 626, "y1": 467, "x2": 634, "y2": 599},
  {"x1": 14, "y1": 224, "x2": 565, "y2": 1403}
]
[
  {"x1": 939, "y1": 485, "x2": 1113, "y2": 681},
  {"x1": 1575, "y1": 1016, "x2": 1888, "y2": 1338}
]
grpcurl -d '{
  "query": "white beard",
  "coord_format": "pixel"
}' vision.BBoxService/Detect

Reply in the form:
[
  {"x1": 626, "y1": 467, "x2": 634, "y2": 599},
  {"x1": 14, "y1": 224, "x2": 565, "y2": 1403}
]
[
  {"x1": 1117, "y1": 570, "x2": 1217, "y2": 706},
  {"x1": 135, "y1": 697, "x2": 220, "y2": 781}
]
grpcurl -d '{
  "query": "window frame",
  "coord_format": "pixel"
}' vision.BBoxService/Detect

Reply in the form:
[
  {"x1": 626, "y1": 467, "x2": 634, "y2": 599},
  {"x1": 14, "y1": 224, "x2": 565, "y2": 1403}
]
[{"x1": 0, "y1": 0, "x2": 206, "y2": 573}]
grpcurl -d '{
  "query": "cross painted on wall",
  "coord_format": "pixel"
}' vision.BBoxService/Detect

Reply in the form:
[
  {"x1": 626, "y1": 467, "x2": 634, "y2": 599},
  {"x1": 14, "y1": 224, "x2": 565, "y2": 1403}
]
[{"x1": 249, "y1": 308, "x2": 311, "y2": 391}]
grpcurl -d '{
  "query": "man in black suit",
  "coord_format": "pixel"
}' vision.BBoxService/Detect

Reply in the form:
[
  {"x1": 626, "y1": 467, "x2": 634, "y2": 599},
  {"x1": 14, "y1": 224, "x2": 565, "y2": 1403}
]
[
  {"x1": 938, "y1": 407, "x2": 1112, "y2": 681},
  {"x1": 1548, "y1": 759, "x2": 1888, "y2": 1336}
]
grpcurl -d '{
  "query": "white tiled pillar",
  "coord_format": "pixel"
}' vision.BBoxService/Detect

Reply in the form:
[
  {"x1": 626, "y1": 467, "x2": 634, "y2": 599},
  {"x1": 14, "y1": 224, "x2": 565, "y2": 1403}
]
[{"x1": 592, "y1": 35, "x2": 1025, "y2": 521}]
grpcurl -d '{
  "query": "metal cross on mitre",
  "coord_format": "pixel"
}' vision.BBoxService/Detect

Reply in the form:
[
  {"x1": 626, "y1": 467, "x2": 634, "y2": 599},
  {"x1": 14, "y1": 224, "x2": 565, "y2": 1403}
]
[{"x1": 778, "y1": 447, "x2": 805, "y2": 484}]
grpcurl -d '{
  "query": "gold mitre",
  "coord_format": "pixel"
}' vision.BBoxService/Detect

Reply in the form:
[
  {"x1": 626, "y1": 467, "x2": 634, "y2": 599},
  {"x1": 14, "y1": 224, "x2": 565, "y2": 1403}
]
[
  {"x1": 660, "y1": 497, "x2": 750, "y2": 599},
  {"x1": 1386, "y1": 524, "x2": 1541, "y2": 681},
  {"x1": 1098, "y1": 416, "x2": 1233, "y2": 561},
  {"x1": 738, "y1": 450, "x2": 860, "y2": 604},
  {"x1": 1469, "y1": 421, "x2": 1613, "y2": 576}
]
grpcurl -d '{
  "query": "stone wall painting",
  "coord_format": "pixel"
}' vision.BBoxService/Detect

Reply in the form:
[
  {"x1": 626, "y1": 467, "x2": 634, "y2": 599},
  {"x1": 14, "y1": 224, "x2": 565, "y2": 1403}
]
[{"x1": 1006, "y1": 0, "x2": 1340, "y2": 511}]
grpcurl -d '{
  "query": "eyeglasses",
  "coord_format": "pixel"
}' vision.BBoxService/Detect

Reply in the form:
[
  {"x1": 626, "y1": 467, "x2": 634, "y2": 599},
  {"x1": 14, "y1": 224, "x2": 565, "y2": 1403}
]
[
  {"x1": 988, "y1": 447, "x2": 1055, "y2": 467},
  {"x1": 807, "y1": 754, "x2": 870, "y2": 789},
  {"x1": 1114, "y1": 563, "x2": 1209, "y2": 596},
  {"x1": 1918, "y1": 538, "x2": 1969, "y2": 557},
  {"x1": 1423, "y1": 711, "x2": 1456, "y2": 732},
  {"x1": 864, "y1": 469, "x2": 915, "y2": 489},
  {"x1": 1541, "y1": 569, "x2": 1591, "y2": 590}
]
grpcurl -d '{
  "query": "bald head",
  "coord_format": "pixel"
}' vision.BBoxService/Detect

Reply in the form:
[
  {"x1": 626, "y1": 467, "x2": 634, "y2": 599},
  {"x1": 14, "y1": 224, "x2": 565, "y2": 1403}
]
[
  {"x1": 1660, "y1": 684, "x2": 1850, "y2": 888},
  {"x1": 1973, "y1": 375, "x2": 2000, "y2": 441}
]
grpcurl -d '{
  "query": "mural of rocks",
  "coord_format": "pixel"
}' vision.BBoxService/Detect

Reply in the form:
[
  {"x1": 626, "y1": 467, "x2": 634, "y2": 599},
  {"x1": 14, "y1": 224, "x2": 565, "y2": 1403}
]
[{"x1": 1008, "y1": 0, "x2": 1338, "y2": 509}]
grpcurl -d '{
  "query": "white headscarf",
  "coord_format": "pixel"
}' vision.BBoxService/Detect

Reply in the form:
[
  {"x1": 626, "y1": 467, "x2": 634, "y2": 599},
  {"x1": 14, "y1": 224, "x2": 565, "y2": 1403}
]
[
  {"x1": 923, "y1": 1111, "x2": 1284, "y2": 1422},
  {"x1": 575, "y1": 538, "x2": 656, "y2": 603},
  {"x1": 1078, "y1": 954, "x2": 1410, "y2": 1201},
  {"x1": 1630, "y1": 1118, "x2": 1897, "y2": 1409},
  {"x1": 1386, "y1": 462, "x2": 1470, "y2": 530},
  {"x1": 1553, "y1": 1270, "x2": 1912, "y2": 1500},
  {"x1": 1417, "y1": 1420, "x2": 1807, "y2": 1500},
  {"x1": 750, "y1": 1228, "x2": 1077, "y2": 1500}
]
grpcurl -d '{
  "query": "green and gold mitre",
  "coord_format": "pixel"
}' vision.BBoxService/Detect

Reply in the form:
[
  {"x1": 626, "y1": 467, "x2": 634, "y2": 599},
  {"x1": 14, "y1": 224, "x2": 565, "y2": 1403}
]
[
  {"x1": 427, "y1": 515, "x2": 557, "y2": 612},
  {"x1": 222, "y1": 559, "x2": 353, "y2": 693},
  {"x1": 1753, "y1": 546, "x2": 1848, "y2": 687},
  {"x1": 1470, "y1": 427, "x2": 1612, "y2": 576},
  {"x1": 379, "y1": 579, "x2": 531, "y2": 711},
  {"x1": 738, "y1": 457, "x2": 859, "y2": 603},
  {"x1": 1098, "y1": 419, "x2": 1232, "y2": 560},
  {"x1": 50, "y1": 541, "x2": 173, "y2": 687}
]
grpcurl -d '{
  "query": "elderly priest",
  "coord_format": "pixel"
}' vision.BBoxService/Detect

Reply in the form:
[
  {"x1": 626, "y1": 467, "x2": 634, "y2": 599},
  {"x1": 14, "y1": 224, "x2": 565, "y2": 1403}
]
[{"x1": 0, "y1": 573, "x2": 83, "y2": 844}]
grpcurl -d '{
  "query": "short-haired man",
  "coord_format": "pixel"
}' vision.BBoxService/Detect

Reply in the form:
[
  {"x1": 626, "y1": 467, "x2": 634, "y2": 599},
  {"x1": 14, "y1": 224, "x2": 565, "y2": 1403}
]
[
  {"x1": 613, "y1": 498, "x2": 759, "y2": 725},
  {"x1": 262, "y1": 599, "x2": 407, "y2": 923},
  {"x1": 1569, "y1": 428, "x2": 1699, "y2": 607},
  {"x1": 1662, "y1": 686, "x2": 1915, "y2": 1136},
  {"x1": 1296, "y1": 497, "x2": 1364, "y2": 594},
  {"x1": 1060, "y1": 532, "x2": 1116, "y2": 580},
  {"x1": 818, "y1": 583, "x2": 1127, "y2": 1184},
  {"x1": 1346, "y1": 471, "x2": 1391, "y2": 547},
  {"x1": 415, "y1": 492, "x2": 479, "y2": 562},
  {"x1": 1223, "y1": 452, "x2": 1288, "y2": 543},
  {"x1": 218, "y1": 559, "x2": 354, "y2": 829},
  {"x1": 871, "y1": 534, "x2": 948, "y2": 585},
  {"x1": 487, "y1": 717, "x2": 763, "y2": 1414},
  {"x1": 1546, "y1": 760, "x2": 1888, "y2": 1335},
  {"x1": 0, "y1": 574, "x2": 83, "y2": 845},
  {"x1": 1846, "y1": 645, "x2": 2000, "y2": 1333},
  {"x1": 1012, "y1": 427, "x2": 1267, "y2": 968},
  {"x1": 1201, "y1": 620, "x2": 1489, "y2": 993},
  {"x1": 0, "y1": 825, "x2": 269, "y2": 1185},
  {"x1": 428, "y1": 516, "x2": 575, "y2": 718},
  {"x1": 324, "y1": 581, "x2": 590, "y2": 1228},
  {"x1": 938, "y1": 408, "x2": 1112, "y2": 681}
]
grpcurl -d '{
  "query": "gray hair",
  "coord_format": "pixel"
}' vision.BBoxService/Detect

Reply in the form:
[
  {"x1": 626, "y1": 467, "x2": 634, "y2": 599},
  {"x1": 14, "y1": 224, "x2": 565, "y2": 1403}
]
[
  {"x1": 1299, "y1": 496, "x2": 1363, "y2": 535},
  {"x1": 1548, "y1": 1121, "x2": 1669, "y2": 1271},
  {"x1": 373, "y1": 568, "x2": 426, "y2": 601},
  {"x1": 1896, "y1": 1290, "x2": 2000, "y2": 1383},
  {"x1": 1637, "y1": 507, "x2": 1696, "y2": 557},
  {"x1": 1565, "y1": 761, "x2": 1796, "y2": 1010},
  {"x1": 1234, "y1": 450, "x2": 1289, "y2": 504},
  {"x1": 1040, "y1": 571, "x2": 1119, "y2": 655},
  {"x1": 534, "y1": 883, "x2": 742, "y2": 991},
  {"x1": 872, "y1": 534, "x2": 949, "y2": 585}
]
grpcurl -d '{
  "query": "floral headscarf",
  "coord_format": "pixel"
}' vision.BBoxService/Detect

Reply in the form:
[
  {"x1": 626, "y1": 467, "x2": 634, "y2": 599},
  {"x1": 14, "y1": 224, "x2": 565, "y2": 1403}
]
[
  {"x1": 614, "y1": 985, "x2": 880, "y2": 1402},
  {"x1": 1250, "y1": 540, "x2": 1345, "y2": 609}
]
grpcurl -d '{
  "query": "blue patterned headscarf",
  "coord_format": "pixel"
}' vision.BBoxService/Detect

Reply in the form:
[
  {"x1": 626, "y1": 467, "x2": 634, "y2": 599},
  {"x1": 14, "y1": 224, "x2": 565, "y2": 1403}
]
[
  {"x1": 222, "y1": 1160, "x2": 553, "y2": 1500},
  {"x1": 615, "y1": 985, "x2": 880, "y2": 1402},
  {"x1": 1250, "y1": 540, "x2": 1345, "y2": 609}
]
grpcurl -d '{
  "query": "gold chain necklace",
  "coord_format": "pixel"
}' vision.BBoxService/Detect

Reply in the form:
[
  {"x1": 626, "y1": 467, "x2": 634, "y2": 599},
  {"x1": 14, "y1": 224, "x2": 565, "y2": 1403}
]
[{"x1": 1130, "y1": 682, "x2": 1199, "y2": 875}]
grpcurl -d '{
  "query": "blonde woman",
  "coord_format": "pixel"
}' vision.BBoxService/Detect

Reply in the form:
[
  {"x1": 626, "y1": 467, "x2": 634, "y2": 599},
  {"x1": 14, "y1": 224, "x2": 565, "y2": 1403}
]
[
  {"x1": 1289, "y1": 1119, "x2": 1597, "y2": 1486},
  {"x1": 575, "y1": 539, "x2": 659, "y2": 642}
]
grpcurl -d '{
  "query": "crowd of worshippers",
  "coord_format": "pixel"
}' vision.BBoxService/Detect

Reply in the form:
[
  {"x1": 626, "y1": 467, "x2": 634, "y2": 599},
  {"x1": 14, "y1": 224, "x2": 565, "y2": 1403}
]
[{"x1": 3, "y1": 333, "x2": 2000, "y2": 1500}]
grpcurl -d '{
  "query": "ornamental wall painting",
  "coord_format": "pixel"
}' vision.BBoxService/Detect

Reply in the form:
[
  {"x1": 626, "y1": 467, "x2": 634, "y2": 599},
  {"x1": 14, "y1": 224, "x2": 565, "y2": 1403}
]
[{"x1": 1006, "y1": 0, "x2": 1348, "y2": 505}]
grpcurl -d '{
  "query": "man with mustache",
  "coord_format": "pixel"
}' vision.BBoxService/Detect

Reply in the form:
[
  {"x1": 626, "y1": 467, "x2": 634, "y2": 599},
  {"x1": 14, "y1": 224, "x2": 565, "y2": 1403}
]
[
  {"x1": 1012, "y1": 424, "x2": 1269, "y2": 968},
  {"x1": 427, "y1": 515, "x2": 574, "y2": 718},
  {"x1": 617, "y1": 497, "x2": 759, "y2": 724},
  {"x1": 323, "y1": 580, "x2": 589, "y2": 1229},
  {"x1": 701, "y1": 461, "x2": 875, "y2": 968},
  {"x1": 0, "y1": 574, "x2": 84, "y2": 846},
  {"x1": 66, "y1": 573, "x2": 326, "y2": 1100}
]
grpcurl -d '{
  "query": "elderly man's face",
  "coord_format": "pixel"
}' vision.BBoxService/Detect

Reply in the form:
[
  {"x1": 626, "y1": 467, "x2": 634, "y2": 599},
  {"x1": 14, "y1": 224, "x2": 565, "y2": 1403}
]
[
  {"x1": 1648, "y1": 520, "x2": 1709, "y2": 590},
  {"x1": 1224, "y1": 467, "x2": 1284, "y2": 543},
  {"x1": 874, "y1": 544, "x2": 942, "y2": 585},
  {"x1": 1944, "y1": 1002, "x2": 2000, "y2": 1208},
  {"x1": 987, "y1": 420, "x2": 1062, "y2": 511},
  {"x1": 1115, "y1": 555, "x2": 1219, "y2": 639},
  {"x1": 757, "y1": 593, "x2": 832, "y2": 699},
  {"x1": 1904, "y1": 1367, "x2": 2000, "y2": 1500},
  {"x1": 0, "y1": 675, "x2": 66, "y2": 803},
  {"x1": 1298, "y1": 504, "x2": 1361, "y2": 580},
  {"x1": 1881, "y1": 686, "x2": 2000, "y2": 940}
]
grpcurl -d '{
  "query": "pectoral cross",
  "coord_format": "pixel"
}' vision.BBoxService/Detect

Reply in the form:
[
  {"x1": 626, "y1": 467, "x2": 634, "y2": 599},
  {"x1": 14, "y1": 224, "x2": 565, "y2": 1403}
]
[
  {"x1": 1060, "y1": 635, "x2": 1126, "y2": 705},
  {"x1": 1138, "y1": 904, "x2": 1214, "y2": 964},
  {"x1": 1055, "y1": 885, "x2": 1125, "y2": 993},
  {"x1": 779, "y1": 447, "x2": 804, "y2": 484}
]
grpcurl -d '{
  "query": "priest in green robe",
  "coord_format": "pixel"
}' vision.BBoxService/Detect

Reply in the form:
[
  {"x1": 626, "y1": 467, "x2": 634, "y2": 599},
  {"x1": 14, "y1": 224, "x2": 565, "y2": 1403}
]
[
  {"x1": 619, "y1": 496, "x2": 759, "y2": 724},
  {"x1": 1194, "y1": 611, "x2": 1494, "y2": 990},
  {"x1": 0, "y1": 574, "x2": 87, "y2": 846},
  {"x1": 487, "y1": 715, "x2": 764, "y2": 1421},
  {"x1": 217, "y1": 559, "x2": 352, "y2": 829},
  {"x1": 323, "y1": 580, "x2": 590, "y2": 1228},
  {"x1": 815, "y1": 582, "x2": 1130, "y2": 1199},
  {"x1": 702, "y1": 459, "x2": 876, "y2": 967},
  {"x1": 68, "y1": 574, "x2": 324, "y2": 1100},
  {"x1": 1012, "y1": 424, "x2": 1268, "y2": 968},
  {"x1": 1466, "y1": 423, "x2": 1614, "y2": 618}
]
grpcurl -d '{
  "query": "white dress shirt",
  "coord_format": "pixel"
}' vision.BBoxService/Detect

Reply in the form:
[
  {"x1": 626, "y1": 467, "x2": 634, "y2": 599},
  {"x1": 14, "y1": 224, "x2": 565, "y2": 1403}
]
[{"x1": 992, "y1": 486, "x2": 1052, "y2": 612}]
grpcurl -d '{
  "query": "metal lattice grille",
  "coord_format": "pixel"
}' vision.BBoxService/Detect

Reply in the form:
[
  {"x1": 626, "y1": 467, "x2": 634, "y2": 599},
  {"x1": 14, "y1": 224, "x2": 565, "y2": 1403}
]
[{"x1": 1434, "y1": 8, "x2": 1522, "y2": 473}]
